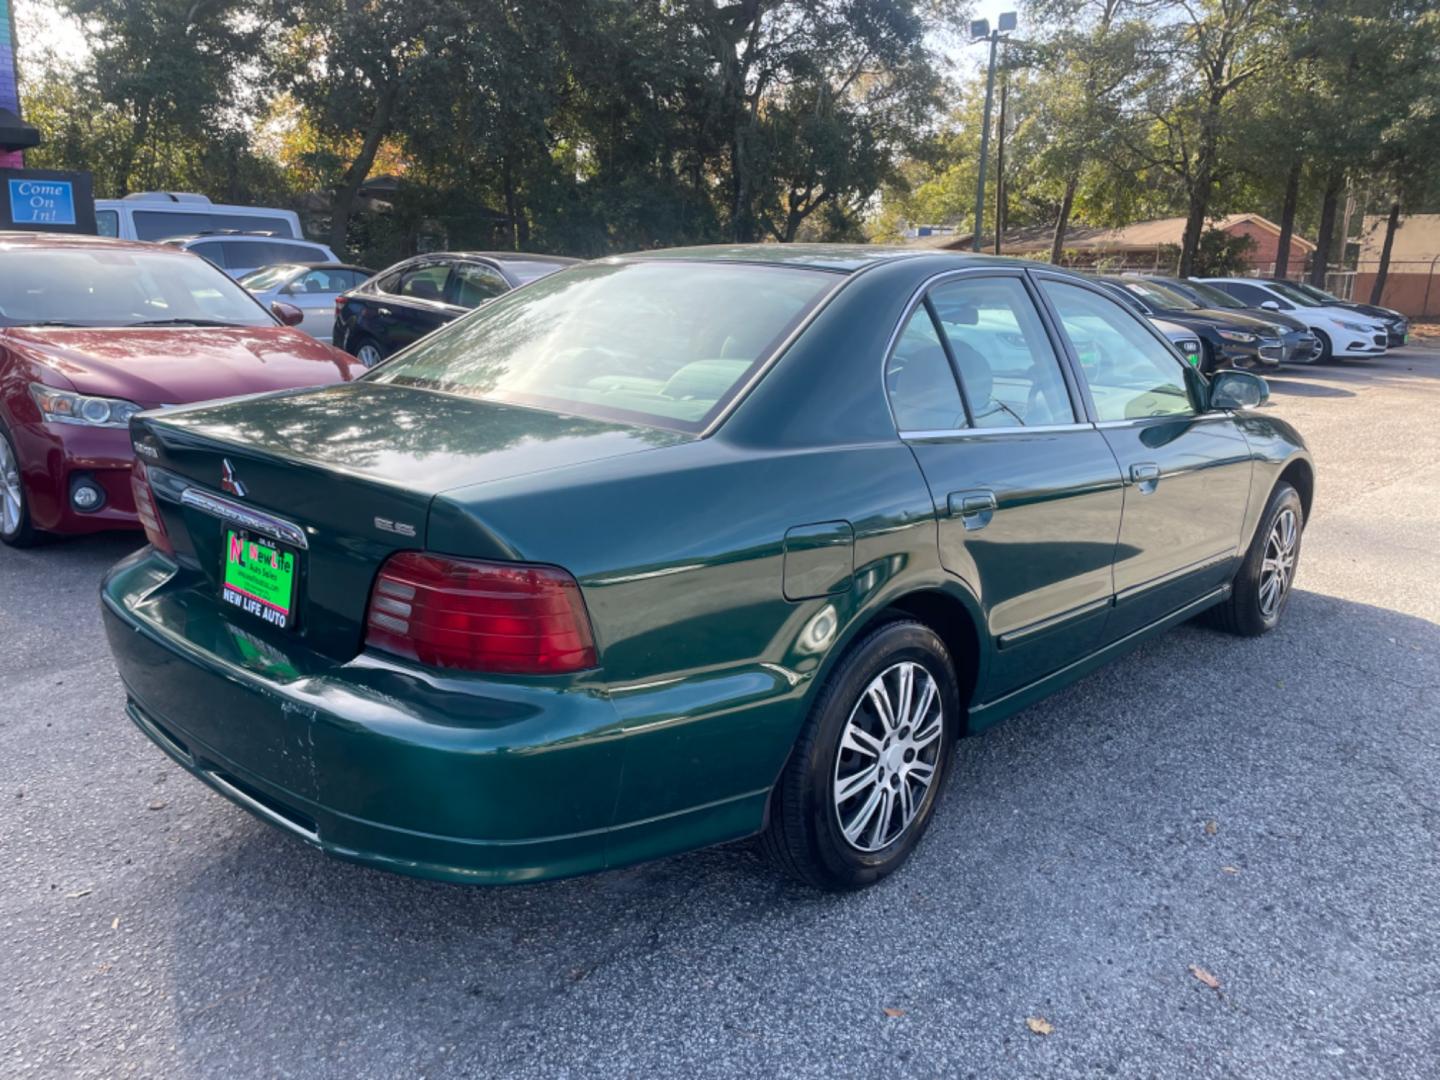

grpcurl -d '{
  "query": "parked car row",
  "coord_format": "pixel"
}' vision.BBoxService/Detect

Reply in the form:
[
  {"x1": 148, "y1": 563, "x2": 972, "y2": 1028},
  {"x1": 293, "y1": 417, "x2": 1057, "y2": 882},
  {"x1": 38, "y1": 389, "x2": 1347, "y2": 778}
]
[{"x1": 1077, "y1": 271, "x2": 1403, "y2": 373}]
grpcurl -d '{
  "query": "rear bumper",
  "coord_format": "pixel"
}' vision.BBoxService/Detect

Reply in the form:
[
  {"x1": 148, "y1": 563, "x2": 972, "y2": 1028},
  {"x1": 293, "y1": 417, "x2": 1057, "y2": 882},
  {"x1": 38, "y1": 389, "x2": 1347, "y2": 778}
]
[{"x1": 100, "y1": 548, "x2": 771, "y2": 884}]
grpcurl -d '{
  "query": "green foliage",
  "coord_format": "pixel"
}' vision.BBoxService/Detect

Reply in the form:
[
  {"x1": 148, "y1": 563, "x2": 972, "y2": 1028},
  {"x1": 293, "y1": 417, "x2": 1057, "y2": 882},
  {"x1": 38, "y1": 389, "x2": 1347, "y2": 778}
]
[
  {"x1": 21, "y1": 0, "x2": 954, "y2": 263},
  {"x1": 1191, "y1": 228, "x2": 1257, "y2": 276}
]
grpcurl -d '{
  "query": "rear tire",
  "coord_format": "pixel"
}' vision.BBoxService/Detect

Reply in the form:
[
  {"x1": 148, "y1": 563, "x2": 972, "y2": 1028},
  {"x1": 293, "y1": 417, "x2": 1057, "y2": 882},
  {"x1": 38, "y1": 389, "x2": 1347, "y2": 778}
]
[
  {"x1": 762, "y1": 620, "x2": 960, "y2": 890},
  {"x1": 1204, "y1": 482, "x2": 1303, "y2": 637},
  {"x1": 353, "y1": 336, "x2": 385, "y2": 368},
  {"x1": 0, "y1": 422, "x2": 40, "y2": 548}
]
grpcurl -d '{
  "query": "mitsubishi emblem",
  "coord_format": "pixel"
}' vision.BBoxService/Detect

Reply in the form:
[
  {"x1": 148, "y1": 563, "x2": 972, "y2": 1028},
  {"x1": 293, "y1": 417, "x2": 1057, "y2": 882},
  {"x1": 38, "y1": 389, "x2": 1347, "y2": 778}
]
[{"x1": 220, "y1": 458, "x2": 247, "y2": 498}]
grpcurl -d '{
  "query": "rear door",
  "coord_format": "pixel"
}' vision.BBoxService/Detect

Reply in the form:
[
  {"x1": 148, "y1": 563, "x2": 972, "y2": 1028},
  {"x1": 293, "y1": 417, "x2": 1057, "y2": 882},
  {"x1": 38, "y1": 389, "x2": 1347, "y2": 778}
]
[
  {"x1": 1034, "y1": 274, "x2": 1253, "y2": 640},
  {"x1": 385, "y1": 259, "x2": 462, "y2": 351},
  {"x1": 286, "y1": 268, "x2": 347, "y2": 338},
  {"x1": 888, "y1": 269, "x2": 1124, "y2": 699}
]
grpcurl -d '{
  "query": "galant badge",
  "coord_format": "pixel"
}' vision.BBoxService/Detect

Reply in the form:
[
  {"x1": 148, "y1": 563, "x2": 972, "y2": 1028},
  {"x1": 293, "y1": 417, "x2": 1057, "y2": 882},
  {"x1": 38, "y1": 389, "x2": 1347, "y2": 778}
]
[{"x1": 220, "y1": 458, "x2": 247, "y2": 499}]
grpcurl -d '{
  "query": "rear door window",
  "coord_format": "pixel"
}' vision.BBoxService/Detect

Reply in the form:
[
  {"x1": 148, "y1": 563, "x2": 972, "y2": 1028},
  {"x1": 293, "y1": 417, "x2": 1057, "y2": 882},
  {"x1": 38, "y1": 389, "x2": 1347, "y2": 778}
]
[
  {"x1": 885, "y1": 306, "x2": 967, "y2": 432},
  {"x1": 448, "y1": 263, "x2": 510, "y2": 308},
  {"x1": 397, "y1": 263, "x2": 452, "y2": 303},
  {"x1": 928, "y1": 277, "x2": 1076, "y2": 428}
]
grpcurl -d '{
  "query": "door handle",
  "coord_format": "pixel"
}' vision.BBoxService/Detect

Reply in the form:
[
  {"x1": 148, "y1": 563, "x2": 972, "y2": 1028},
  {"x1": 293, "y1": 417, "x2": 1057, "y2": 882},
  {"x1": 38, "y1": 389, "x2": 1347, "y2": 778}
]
[
  {"x1": 948, "y1": 489, "x2": 997, "y2": 530},
  {"x1": 1130, "y1": 462, "x2": 1161, "y2": 494},
  {"x1": 377, "y1": 306, "x2": 393, "y2": 316}
]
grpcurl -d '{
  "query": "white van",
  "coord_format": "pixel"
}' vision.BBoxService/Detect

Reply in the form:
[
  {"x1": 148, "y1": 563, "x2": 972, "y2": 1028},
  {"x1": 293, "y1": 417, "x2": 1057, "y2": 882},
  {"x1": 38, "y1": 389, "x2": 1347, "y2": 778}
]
[{"x1": 94, "y1": 192, "x2": 306, "y2": 243}]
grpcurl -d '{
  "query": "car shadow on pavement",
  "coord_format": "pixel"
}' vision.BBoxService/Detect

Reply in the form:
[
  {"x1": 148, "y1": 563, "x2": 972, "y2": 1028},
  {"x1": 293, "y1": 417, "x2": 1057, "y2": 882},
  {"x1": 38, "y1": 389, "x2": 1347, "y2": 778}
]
[{"x1": 138, "y1": 587, "x2": 1440, "y2": 1076}]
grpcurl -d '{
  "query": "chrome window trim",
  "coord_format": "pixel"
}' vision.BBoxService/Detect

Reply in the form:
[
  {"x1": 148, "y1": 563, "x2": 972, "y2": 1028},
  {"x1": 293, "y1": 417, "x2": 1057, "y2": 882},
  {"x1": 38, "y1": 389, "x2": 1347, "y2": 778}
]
[
  {"x1": 898, "y1": 422, "x2": 1095, "y2": 440},
  {"x1": 178, "y1": 488, "x2": 310, "y2": 550}
]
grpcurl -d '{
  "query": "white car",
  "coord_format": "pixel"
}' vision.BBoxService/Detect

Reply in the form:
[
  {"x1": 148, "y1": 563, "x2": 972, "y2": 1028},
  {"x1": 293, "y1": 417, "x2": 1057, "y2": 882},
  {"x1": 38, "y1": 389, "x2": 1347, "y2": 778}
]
[
  {"x1": 1198, "y1": 277, "x2": 1388, "y2": 362},
  {"x1": 159, "y1": 234, "x2": 340, "y2": 279}
]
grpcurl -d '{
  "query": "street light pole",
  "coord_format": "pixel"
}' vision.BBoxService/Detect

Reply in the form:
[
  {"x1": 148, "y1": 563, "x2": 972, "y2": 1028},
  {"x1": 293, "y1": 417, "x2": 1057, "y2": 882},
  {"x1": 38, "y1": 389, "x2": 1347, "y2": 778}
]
[{"x1": 972, "y1": 29, "x2": 1000, "y2": 253}]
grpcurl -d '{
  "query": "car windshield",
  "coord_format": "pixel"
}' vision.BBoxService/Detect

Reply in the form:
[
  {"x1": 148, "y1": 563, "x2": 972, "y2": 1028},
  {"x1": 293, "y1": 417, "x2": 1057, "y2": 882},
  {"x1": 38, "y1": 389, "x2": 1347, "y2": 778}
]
[
  {"x1": 0, "y1": 248, "x2": 275, "y2": 328},
  {"x1": 1119, "y1": 279, "x2": 1199, "y2": 310},
  {"x1": 1265, "y1": 281, "x2": 1321, "y2": 307},
  {"x1": 1178, "y1": 280, "x2": 1244, "y2": 309},
  {"x1": 237, "y1": 264, "x2": 304, "y2": 290},
  {"x1": 368, "y1": 260, "x2": 837, "y2": 431}
]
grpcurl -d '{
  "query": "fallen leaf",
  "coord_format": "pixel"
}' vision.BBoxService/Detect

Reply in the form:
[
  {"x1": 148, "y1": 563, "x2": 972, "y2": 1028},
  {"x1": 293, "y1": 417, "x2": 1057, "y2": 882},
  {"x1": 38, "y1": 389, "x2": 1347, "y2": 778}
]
[
  {"x1": 64, "y1": 888, "x2": 92, "y2": 899},
  {"x1": 1025, "y1": 1016, "x2": 1053, "y2": 1036},
  {"x1": 882, "y1": 1007, "x2": 906, "y2": 1019},
  {"x1": 148, "y1": 800, "x2": 168, "y2": 811},
  {"x1": 111, "y1": 917, "x2": 120, "y2": 930},
  {"x1": 1203, "y1": 820, "x2": 1218, "y2": 836},
  {"x1": 1189, "y1": 965, "x2": 1221, "y2": 990},
  {"x1": 1221, "y1": 866, "x2": 1239, "y2": 875}
]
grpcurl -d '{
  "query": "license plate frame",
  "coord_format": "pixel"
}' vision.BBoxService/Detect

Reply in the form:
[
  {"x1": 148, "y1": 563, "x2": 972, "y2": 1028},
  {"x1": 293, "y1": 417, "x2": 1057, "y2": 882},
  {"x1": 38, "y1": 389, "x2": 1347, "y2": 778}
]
[{"x1": 220, "y1": 529, "x2": 300, "y2": 632}]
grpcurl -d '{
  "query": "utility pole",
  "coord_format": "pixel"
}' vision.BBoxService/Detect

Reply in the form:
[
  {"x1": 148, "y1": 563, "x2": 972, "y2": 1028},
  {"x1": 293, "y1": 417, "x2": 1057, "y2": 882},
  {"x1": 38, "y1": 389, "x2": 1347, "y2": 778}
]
[
  {"x1": 970, "y1": 13, "x2": 1017, "y2": 253},
  {"x1": 994, "y1": 71, "x2": 1008, "y2": 256}
]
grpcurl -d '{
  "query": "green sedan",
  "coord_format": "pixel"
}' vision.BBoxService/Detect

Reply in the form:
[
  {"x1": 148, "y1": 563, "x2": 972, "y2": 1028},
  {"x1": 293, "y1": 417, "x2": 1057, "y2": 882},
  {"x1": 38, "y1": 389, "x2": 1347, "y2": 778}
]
[{"x1": 102, "y1": 245, "x2": 1312, "y2": 890}]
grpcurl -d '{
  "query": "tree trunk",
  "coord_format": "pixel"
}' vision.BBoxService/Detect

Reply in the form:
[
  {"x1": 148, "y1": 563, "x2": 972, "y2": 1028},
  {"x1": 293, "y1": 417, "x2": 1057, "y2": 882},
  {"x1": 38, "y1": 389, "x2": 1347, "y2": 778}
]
[
  {"x1": 1370, "y1": 198, "x2": 1401, "y2": 305},
  {"x1": 1177, "y1": 186, "x2": 1208, "y2": 278},
  {"x1": 1274, "y1": 160, "x2": 1301, "y2": 278},
  {"x1": 329, "y1": 80, "x2": 400, "y2": 257},
  {"x1": 1309, "y1": 169, "x2": 1343, "y2": 288},
  {"x1": 1049, "y1": 174, "x2": 1077, "y2": 265}
]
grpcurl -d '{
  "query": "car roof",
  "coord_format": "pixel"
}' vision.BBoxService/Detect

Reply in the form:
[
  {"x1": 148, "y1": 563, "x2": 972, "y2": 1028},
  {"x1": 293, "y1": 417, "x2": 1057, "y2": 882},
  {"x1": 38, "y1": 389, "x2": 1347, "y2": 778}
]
[
  {"x1": 617, "y1": 243, "x2": 1017, "y2": 274},
  {"x1": 252, "y1": 261, "x2": 373, "y2": 274},
  {"x1": 167, "y1": 234, "x2": 331, "y2": 245},
  {"x1": 0, "y1": 230, "x2": 159, "y2": 254}
]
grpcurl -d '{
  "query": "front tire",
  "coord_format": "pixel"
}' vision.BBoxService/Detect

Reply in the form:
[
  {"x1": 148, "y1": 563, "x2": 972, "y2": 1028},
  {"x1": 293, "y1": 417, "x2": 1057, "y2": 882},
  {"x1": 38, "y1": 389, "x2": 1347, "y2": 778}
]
[
  {"x1": 762, "y1": 620, "x2": 960, "y2": 890},
  {"x1": 0, "y1": 422, "x2": 39, "y2": 548},
  {"x1": 1205, "y1": 482, "x2": 1303, "y2": 637},
  {"x1": 1314, "y1": 329, "x2": 1336, "y2": 364}
]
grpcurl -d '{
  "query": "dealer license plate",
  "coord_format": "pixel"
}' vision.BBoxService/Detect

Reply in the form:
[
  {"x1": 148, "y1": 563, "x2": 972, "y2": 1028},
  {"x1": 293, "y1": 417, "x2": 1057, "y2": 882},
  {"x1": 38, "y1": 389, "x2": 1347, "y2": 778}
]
[{"x1": 221, "y1": 530, "x2": 298, "y2": 631}]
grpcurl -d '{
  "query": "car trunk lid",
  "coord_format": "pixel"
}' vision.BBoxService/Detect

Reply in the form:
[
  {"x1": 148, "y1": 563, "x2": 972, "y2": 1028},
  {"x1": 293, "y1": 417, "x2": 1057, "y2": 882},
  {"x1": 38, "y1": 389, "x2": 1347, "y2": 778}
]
[{"x1": 134, "y1": 382, "x2": 684, "y2": 660}]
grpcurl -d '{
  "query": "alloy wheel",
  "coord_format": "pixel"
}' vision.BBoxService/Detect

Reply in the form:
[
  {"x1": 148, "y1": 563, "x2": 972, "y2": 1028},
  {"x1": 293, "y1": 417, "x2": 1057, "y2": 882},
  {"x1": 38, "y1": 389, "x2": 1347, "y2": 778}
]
[
  {"x1": 356, "y1": 343, "x2": 383, "y2": 367},
  {"x1": 1259, "y1": 507, "x2": 1298, "y2": 617},
  {"x1": 833, "y1": 661, "x2": 944, "y2": 853},
  {"x1": 0, "y1": 433, "x2": 23, "y2": 537}
]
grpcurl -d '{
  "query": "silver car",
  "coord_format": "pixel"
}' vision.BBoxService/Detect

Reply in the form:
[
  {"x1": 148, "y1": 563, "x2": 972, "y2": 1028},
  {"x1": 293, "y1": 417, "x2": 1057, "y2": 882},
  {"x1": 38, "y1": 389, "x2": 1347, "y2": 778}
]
[{"x1": 237, "y1": 263, "x2": 376, "y2": 342}]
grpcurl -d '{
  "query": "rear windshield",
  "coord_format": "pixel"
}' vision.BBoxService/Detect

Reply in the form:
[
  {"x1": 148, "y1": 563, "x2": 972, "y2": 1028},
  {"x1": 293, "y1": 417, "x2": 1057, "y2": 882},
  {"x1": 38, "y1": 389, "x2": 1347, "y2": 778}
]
[
  {"x1": 1177, "y1": 279, "x2": 1244, "y2": 309},
  {"x1": 0, "y1": 248, "x2": 275, "y2": 328},
  {"x1": 1118, "y1": 279, "x2": 1199, "y2": 310},
  {"x1": 501, "y1": 259, "x2": 575, "y2": 285},
  {"x1": 237, "y1": 264, "x2": 303, "y2": 290},
  {"x1": 368, "y1": 260, "x2": 837, "y2": 431},
  {"x1": 1266, "y1": 281, "x2": 1320, "y2": 307}
]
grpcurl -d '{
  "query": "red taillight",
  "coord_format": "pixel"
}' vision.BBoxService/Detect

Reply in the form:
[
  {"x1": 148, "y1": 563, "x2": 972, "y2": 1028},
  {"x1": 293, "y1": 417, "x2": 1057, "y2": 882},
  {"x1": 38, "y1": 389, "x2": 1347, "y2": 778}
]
[
  {"x1": 130, "y1": 461, "x2": 174, "y2": 555},
  {"x1": 365, "y1": 553, "x2": 597, "y2": 675}
]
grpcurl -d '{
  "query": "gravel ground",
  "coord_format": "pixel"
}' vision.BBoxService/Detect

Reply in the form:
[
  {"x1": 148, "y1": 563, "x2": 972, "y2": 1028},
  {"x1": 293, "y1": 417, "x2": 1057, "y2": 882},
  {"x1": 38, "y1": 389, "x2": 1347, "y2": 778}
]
[{"x1": 2, "y1": 346, "x2": 1438, "y2": 1079}]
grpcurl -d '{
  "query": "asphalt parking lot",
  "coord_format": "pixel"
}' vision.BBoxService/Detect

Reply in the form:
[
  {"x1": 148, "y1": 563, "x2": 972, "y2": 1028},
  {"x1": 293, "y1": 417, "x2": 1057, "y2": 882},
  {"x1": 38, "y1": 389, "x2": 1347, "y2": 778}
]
[{"x1": 3, "y1": 345, "x2": 1438, "y2": 1079}]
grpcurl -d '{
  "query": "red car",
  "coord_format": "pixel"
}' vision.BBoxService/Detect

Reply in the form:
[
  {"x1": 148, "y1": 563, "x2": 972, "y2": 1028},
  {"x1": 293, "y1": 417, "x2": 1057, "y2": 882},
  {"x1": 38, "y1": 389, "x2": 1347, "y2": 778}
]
[{"x1": 0, "y1": 232, "x2": 366, "y2": 546}]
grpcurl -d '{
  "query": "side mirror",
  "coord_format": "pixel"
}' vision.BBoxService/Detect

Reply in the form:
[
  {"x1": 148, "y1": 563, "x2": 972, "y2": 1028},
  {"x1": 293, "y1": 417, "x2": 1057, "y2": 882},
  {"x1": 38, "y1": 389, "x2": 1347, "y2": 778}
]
[
  {"x1": 1209, "y1": 369, "x2": 1269, "y2": 410},
  {"x1": 1260, "y1": 300, "x2": 1281, "y2": 311},
  {"x1": 271, "y1": 300, "x2": 305, "y2": 327}
]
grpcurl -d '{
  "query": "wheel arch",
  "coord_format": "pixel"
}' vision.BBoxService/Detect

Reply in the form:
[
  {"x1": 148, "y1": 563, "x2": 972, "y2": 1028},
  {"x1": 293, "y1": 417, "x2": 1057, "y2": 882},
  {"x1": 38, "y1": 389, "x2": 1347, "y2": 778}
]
[
  {"x1": 1277, "y1": 456, "x2": 1314, "y2": 522},
  {"x1": 817, "y1": 581, "x2": 985, "y2": 735}
]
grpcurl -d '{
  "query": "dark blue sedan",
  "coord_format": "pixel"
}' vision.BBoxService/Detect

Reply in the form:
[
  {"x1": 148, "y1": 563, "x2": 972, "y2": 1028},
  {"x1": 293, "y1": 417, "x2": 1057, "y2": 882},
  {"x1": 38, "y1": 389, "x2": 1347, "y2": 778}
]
[{"x1": 334, "y1": 251, "x2": 578, "y2": 366}]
